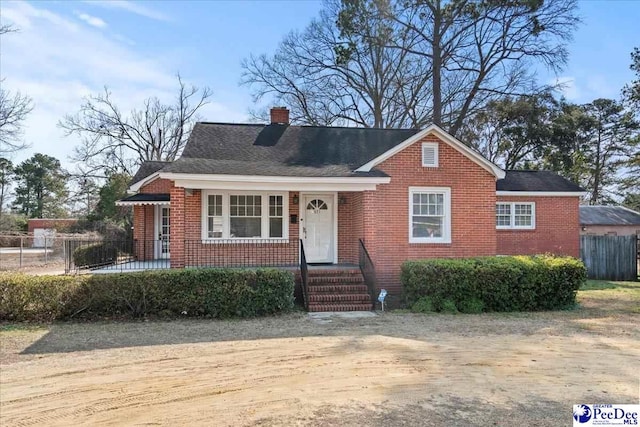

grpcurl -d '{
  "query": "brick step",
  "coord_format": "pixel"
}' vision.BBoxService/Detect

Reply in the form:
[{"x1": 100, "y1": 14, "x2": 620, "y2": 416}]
[
  {"x1": 306, "y1": 269, "x2": 362, "y2": 277},
  {"x1": 307, "y1": 303, "x2": 373, "y2": 312},
  {"x1": 307, "y1": 284, "x2": 369, "y2": 294},
  {"x1": 307, "y1": 275, "x2": 364, "y2": 284},
  {"x1": 308, "y1": 293, "x2": 371, "y2": 303}
]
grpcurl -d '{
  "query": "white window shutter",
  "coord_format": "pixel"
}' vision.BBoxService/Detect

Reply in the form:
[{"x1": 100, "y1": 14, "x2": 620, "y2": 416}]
[{"x1": 422, "y1": 143, "x2": 438, "y2": 167}]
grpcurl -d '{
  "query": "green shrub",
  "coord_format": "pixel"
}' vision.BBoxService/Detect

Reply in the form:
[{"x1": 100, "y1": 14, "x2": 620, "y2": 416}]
[
  {"x1": 440, "y1": 299, "x2": 458, "y2": 314},
  {"x1": 401, "y1": 255, "x2": 586, "y2": 313},
  {"x1": 0, "y1": 268, "x2": 295, "y2": 322},
  {"x1": 73, "y1": 243, "x2": 119, "y2": 268},
  {"x1": 411, "y1": 296, "x2": 436, "y2": 313},
  {"x1": 457, "y1": 297, "x2": 485, "y2": 314}
]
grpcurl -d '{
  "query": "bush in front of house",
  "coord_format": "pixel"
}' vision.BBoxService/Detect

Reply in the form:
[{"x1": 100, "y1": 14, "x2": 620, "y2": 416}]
[
  {"x1": 402, "y1": 255, "x2": 586, "y2": 313},
  {"x1": 0, "y1": 268, "x2": 295, "y2": 322},
  {"x1": 73, "y1": 242, "x2": 120, "y2": 268}
]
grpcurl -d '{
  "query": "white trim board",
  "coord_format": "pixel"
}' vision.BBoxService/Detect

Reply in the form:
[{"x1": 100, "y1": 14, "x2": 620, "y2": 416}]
[
  {"x1": 128, "y1": 172, "x2": 390, "y2": 193},
  {"x1": 115, "y1": 200, "x2": 171, "y2": 206},
  {"x1": 496, "y1": 191, "x2": 587, "y2": 197},
  {"x1": 356, "y1": 124, "x2": 505, "y2": 179}
]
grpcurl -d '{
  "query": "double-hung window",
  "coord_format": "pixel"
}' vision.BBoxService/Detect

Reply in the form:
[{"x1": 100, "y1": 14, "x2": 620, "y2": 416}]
[
  {"x1": 230, "y1": 195, "x2": 262, "y2": 237},
  {"x1": 409, "y1": 187, "x2": 451, "y2": 243},
  {"x1": 202, "y1": 191, "x2": 288, "y2": 240},
  {"x1": 496, "y1": 202, "x2": 535, "y2": 229},
  {"x1": 206, "y1": 195, "x2": 223, "y2": 238}
]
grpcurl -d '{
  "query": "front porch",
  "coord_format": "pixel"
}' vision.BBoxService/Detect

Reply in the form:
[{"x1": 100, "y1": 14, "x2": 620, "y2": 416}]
[{"x1": 119, "y1": 183, "x2": 381, "y2": 311}]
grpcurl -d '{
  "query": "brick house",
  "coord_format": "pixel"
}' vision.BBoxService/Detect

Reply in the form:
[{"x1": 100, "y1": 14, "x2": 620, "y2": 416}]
[{"x1": 117, "y1": 107, "x2": 585, "y2": 310}]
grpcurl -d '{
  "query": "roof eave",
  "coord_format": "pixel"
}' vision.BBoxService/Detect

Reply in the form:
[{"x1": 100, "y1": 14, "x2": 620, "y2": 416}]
[
  {"x1": 128, "y1": 172, "x2": 162, "y2": 193},
  {"x1": 496, "y1": 191, "x2": 588, "y2": 197}
]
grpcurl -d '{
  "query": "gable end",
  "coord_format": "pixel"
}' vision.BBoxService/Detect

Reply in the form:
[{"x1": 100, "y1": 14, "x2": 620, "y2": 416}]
[{"x1": 355, "y1": 124, "x2": 505, "y2": 179}]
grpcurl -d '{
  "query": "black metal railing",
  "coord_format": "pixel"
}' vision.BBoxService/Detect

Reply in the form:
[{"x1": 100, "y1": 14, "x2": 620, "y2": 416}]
[
  {"x1": 184, "y1": 238, "x2": 299, "y2": 268},
  {"x1": 64, "y1": 239, "x2": 170, "y2": 273},
  {"x1": 299, "y1": 239, "x2": 309, "y2": 310},
  {"x1": 358, "y1": 238, "x2": 377, "y2": 308}
]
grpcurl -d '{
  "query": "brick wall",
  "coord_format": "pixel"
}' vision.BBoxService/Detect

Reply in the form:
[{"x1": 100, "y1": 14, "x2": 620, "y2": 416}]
[
  {"x1": 139, "y1": 178, "x2": 172, "y2": 194},
  {"x1": 27, "y1": 219, "x2": 78, "y2": 233},
  {"x1": 363, "y1": 135, "x2": 498, "y2": 294},
  {"x1": 132, "y1": 205, "x2": 158, "y2": 261},
  {"x1": 337, "y1": 192, "x2": 363, "y2": 264},
  {"x1": 132, "y1": 179, "x2": 173, "y2": 261},
  {"x1": 496, "y1": 196, "x2": 580, "y2": 257}
]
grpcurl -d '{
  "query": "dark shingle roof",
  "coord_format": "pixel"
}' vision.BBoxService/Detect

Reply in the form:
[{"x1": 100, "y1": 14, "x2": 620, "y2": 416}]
[
  {"x1": 130, "y1": 161, "x2": 171, "y2": 184},
  {"x1": 174, "y1": 122, "x2": 419, "y2": 177},
  {"x1": 162, "y1": 158, "x2": 388, "y2": 178},
  {"x1": 497, "y1": 170, "x2": 584, "y2": 192},
  {"x1": 580, "y1": 206, "x2": 640, "y2": 225},
  {"x1": 128, "y1": 125, "x2": 581, "y2": 193},
  {"x1": 118, "y1": 193, "x2": 170, "y2": 203}
]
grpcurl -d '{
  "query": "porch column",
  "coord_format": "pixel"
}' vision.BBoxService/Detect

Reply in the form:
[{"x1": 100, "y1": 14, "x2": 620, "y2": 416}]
[{"x1": 170, "y1": 185, "x2": 185, "y2": 268}]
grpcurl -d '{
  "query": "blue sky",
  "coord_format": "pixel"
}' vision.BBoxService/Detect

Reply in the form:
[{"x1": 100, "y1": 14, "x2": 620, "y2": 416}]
[{"x1": 1, "y1": 0, "x2": 638, "y2": 168}]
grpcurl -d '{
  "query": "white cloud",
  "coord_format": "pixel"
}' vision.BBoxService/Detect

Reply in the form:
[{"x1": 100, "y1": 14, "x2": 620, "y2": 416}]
[
  {"x1": 0, "y1": 1, "x2": 244, "y2": 168},
  {"x1": 82, "y1": 0, "x2": 171, "y2": 22},
  {"x1": 584, "y1": 75, "x2": 619, "y2": 101},
  {"x1": 74, "y1": 11, "x2": 108, "y2": 29},
  {"x1": 552, "y1": 76, "x2": 579, "y2": 100}
]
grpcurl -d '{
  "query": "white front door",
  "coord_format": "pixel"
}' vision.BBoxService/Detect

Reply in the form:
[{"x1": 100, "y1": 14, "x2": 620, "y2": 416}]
[
  {"x1": 155, "y1": 205, "x2": 170, "y2": 259},
  {"x1": 301, "y1": 194, "x2": 335, "y2": 263}
]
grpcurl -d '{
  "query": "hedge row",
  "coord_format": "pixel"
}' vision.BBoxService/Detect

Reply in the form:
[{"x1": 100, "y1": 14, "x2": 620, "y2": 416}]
[
  {"x1": 0, "y1": 268, "x2": 295, "y2": 322},
  {"x1": 73, "y1": 243, "x2": 120, "y2": 268},
  {"x1": 402, "y1": 255, "x2": 587, "y2": 312}
]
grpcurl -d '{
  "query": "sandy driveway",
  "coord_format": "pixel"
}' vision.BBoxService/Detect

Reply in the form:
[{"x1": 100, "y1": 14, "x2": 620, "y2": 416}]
[{"x1": 1, "y1": 285, "x2": 639, "y2": 426}]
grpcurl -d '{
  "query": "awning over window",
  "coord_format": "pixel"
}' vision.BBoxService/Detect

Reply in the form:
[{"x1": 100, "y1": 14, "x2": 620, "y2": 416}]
[{"x1": 115, "y1": 193, "x2": 170, "y2": 206}]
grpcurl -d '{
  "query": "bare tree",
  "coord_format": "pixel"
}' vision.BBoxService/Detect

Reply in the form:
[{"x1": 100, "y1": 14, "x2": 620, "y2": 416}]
[
  {"x1": 378, "y1": 0, "x2": 580, "y2": 134},
  {"x1": 59, "y1": 75, "x2": 212, "y2": 177},
  {"x1": 241, "y1": 0, "x2": 433, "y2": 128},
  {"x1": 248, "y1": 0, "x2": 578, "y2": 133},
  {"x1": 0, "y1": 24, "x2": 34, "y2": 155}
]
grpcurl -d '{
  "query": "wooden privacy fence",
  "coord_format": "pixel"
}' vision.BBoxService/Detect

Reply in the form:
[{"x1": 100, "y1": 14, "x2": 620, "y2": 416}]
[{"x1": 580, "y1": 235, "x2": 639, "y2": 281}]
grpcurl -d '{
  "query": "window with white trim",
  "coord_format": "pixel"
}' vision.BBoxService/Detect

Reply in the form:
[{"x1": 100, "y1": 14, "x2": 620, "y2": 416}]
[
  {"x1": 409, "y1": 187, "x2": 451, "y2": 243},
  {"x1": 269, "y1": 195, "x2": 284, "y2": 238},
  {"x1": 230, "y1": 195, "x2": 261, "y2": 237},
  {"x1": 496, "y1": 202, "x2": 535, "y2": 229},
  {"x1": 422, "y1": 142, "x2": 439, "y2": 167},
  {"x1": 206, "y1": 195, "x2": 223, "y2": 238},
  {"x1": 202, "y1": 191, "x2": 288, "y2": 240}
]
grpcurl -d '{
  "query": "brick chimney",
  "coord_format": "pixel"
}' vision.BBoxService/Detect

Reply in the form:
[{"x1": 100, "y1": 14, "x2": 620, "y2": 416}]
[{"x1": 270, "y1": 107, "x2": 289, "y2": 124}]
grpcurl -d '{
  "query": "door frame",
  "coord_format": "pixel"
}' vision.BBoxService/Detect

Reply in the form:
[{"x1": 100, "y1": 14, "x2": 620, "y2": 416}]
[
  {"x1": 154, "y1": 204, "x2": 170, "y2": 259},
  {"x1": 299, "y1": 192, "x2": 338, "y2": 264}
]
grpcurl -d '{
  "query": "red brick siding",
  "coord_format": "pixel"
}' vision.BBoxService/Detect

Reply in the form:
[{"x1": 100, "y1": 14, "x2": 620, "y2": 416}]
[
  {"x1": 133, "y1": 180, "x2": 173, "y2": 261},
  {"x1": 132, "y1": 205, "x2": 158, "y2": 260},
  {"x1": 139, "y1": 178, "x2": 172, "y2": 194},
  {"x1": 337, "y1": 192, "x2": 362, "y2": 264},
  {"x1": 496, "y1": 196, "x2": 580, "y2": 257},
  {"x1": 365, "y1": 135, "x2": 498, "y2": 294},
  {"x1": 27, "y1": 219, "x2": 78, "y2": 233},
  {"x1": 170, "y1": 184, "x2": 185, "y2": 268}
]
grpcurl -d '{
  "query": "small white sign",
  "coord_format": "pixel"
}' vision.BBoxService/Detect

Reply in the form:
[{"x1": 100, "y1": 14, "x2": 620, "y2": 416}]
[{"x1": 573, "y1": 404, "x2": 639, "y2": 426}]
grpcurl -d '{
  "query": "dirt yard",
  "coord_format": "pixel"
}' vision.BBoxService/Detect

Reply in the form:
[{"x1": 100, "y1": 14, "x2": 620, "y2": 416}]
[{"x1": 1, "y1": 281, "x2": 639, "y2": 426}]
